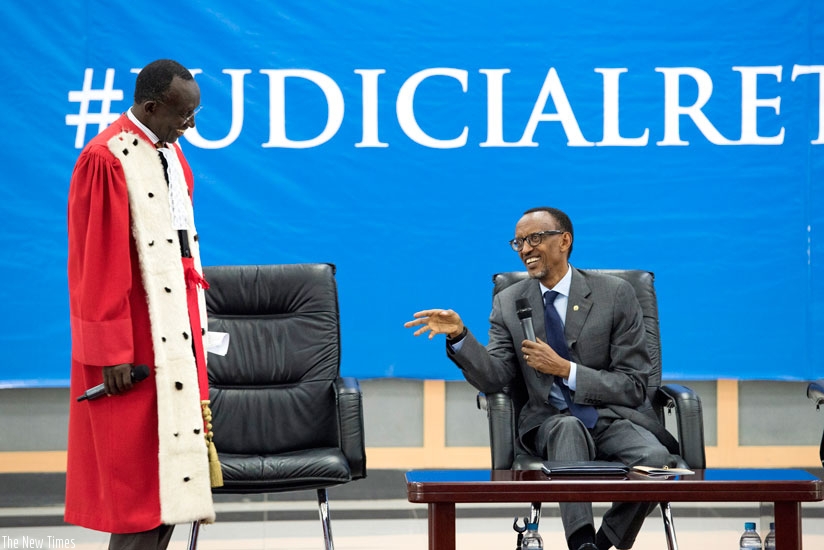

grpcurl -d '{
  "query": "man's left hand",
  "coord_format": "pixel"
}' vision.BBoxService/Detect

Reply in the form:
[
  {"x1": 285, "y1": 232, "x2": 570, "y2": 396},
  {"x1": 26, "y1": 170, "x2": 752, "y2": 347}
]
[{"x1": 521, "y1": 338, "x2": 571, "y2": 378}]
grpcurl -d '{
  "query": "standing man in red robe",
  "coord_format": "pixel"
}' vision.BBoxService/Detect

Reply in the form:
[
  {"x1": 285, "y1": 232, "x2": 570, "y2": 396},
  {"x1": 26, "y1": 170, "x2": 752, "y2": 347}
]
[{"x1": 66, "y1": 59, "x2": 219, "y2": 550}]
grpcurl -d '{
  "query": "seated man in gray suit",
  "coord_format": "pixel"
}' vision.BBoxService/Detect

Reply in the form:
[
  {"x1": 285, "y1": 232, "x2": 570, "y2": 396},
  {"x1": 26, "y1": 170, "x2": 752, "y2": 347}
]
[{"x1": 405, "y1": 206, "x2": 678, "y2": 550}]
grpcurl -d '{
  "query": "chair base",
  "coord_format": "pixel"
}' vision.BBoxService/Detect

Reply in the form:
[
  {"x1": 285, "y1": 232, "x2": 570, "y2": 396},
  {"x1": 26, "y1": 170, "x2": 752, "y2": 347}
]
[
  {"x1": 186, "y1": 520, "x2": 199, "y2": 550},
  {"x1": 186, "y1": 488, "x2": 336, "y2": 550},
  {"x1": 660, "y1": 502, "x2": 678, "y2": 550},
  {"x1": 513, "y1": 501, "x2": 678, "y2": 549},
  {"x1": 318, "y1": 487, "x2": 334, "y2": 550}
]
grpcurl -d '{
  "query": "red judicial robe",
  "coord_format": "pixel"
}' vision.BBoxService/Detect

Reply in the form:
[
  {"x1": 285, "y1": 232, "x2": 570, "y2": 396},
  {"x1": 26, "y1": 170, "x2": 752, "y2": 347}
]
[{"x1": 66, "y1": 114, "x2": 214, "y2": 533}]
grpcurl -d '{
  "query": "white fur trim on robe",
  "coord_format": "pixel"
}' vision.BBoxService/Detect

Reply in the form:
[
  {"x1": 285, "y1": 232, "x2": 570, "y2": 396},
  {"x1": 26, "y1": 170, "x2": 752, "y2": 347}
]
[{"x1": 108, "y1": 132, "x2": 215, "y2": 525}]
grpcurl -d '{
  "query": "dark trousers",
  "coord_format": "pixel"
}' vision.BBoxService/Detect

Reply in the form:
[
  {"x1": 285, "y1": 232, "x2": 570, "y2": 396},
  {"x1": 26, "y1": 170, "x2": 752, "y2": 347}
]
[
  {"x1": 108, "y1": 524, "x2": 175, "y2": 550},
  {"x1": 533, "y1": 412, "x2": 675, "y2": 549}
]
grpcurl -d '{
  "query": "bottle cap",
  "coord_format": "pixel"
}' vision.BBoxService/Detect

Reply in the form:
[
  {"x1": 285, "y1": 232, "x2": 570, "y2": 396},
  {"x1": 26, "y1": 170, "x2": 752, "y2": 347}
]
[
  {"x1": 770, "y1": 522, "x2": 775, "y2": 529},
  {"x1": 745, "y1": 522, "x2": 756, "y2": 529}
]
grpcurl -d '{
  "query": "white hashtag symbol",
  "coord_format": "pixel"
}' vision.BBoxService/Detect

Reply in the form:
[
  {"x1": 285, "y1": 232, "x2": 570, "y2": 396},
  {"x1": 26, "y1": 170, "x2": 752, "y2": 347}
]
[{"x1": 66, "y1": 68, "x2": 125, "y2": 149}]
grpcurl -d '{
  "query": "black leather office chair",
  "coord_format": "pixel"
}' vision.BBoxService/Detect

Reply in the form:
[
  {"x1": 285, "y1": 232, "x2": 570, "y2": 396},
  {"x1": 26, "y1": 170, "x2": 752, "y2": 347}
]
[
  {"x1": 807, "y1": 379, "x2": 824, "y2": 467},
  {"x1": 188, "y1": 263, "x2": 366, "y2": 550},
  {"x1": 476, "y1": 269, "x2": 705, "y2": 550}
]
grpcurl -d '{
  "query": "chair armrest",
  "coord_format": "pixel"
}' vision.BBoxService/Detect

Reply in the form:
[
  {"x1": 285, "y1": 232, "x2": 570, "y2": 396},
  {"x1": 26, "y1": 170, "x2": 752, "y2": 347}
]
[
  {"x1": 656, "y1": 384, "x2": 706, "y2": 469},
  {"x1": 808, "y1": 380, "x2": 824, "y2": 468},
  {"x1": 335, "y1": 377, "x2": 366, "y2": 480},
  {"x1": 808, "y1": 380, "x2": 824, "y2": 407},
  {"x1": 477, "y1": 391, "x2": 516, "y2": 470}
]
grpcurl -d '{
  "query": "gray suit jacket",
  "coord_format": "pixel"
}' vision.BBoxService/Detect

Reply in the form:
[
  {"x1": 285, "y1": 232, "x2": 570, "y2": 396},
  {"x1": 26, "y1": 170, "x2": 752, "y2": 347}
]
[{"x1": 448, "y1": 266, "x2": 653, "y2": 444}]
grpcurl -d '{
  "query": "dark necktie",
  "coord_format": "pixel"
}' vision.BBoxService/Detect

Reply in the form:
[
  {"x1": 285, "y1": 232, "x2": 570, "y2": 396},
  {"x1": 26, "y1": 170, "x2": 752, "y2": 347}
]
[{"x1": 544, "y1": 290, "x2": 598, "y2": 428}]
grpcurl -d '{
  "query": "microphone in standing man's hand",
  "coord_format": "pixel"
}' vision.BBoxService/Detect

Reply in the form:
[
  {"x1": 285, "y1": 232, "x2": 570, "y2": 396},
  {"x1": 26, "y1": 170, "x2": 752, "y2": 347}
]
[
  {"x1": 516, "y1": 298, "x2": 536, "y2": 342},
  {"x1": 76, "y1": 365, "x2": 150, "y2": 402}
]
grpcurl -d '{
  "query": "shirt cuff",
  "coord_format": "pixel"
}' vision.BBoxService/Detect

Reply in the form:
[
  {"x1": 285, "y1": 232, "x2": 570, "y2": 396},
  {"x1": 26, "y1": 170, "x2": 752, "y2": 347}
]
[
  {"x1": 447, "y1": 328, "x2": 468, "y2": 352},
  {"x1": 566, "y1": 361, "x2": 578, "y2": 390}
]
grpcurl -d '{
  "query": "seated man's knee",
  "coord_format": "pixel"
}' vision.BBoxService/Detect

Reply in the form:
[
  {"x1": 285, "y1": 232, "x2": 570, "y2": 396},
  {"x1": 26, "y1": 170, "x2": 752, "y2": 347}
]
[
  {"x1": 539, "y1": 415, "x2": 587, "y2": 438},
  {"x1": 537, "y1": 416, "x2": 594, "y2": 460},
  {"x1": 639, "y1": 445, "x2": 673, "y2": 467},
  {"x1": 555, "y1": 415, "x2": 587, "y2": 435}
]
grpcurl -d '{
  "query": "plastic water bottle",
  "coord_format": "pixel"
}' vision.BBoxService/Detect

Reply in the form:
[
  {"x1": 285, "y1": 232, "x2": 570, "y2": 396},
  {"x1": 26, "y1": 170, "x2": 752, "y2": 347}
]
[
  {"x1": 739, "y1": 522, "x2": 763, "y2": 550},
  {"x1": 521, "y1": 522, "x2": 543, "y2": 549},
  {"x1": 763, "y1": 522, "x2": 775, "y2": 550}
]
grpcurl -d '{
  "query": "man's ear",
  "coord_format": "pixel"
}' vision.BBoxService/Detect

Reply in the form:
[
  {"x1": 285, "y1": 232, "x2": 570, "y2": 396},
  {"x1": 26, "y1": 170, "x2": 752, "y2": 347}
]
[
  {"x1": 141, "y1": 100, "x2": 159, "y2": 115},
  {"x1": 560, "y1": 232, "x2": 572, "y2": 253}
]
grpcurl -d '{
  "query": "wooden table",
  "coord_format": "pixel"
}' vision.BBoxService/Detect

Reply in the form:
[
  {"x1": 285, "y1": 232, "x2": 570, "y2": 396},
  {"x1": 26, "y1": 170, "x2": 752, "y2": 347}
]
[{"x1": 406, "y1": 469, "x2": 824, "y2": 550}]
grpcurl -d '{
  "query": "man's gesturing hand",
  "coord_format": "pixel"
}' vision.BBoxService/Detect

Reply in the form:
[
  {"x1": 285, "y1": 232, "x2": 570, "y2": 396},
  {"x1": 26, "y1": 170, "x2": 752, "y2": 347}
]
[{"x1": 405, "y1": 309, "x2": 464, "y2": 339}]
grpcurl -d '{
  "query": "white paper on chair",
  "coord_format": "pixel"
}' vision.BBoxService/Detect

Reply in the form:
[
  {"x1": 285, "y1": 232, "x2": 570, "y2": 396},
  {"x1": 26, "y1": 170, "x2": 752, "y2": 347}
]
[{"x1": 206, "y1": 331, "x2": 230, "y2": 356}]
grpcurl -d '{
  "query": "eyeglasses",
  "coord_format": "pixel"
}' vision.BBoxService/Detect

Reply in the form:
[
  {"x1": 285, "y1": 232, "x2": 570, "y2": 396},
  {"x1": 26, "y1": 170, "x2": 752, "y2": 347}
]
[
  {"x1": 509, "y1": 230, "x2": 564, "y2": 252},
  {"x1": 157, "y1": 101, "x2": 202, "y2": 125}
]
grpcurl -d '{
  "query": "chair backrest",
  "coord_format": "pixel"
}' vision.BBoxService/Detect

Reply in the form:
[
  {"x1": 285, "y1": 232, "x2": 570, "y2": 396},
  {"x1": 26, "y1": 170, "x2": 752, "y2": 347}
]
[
  {"x1": 492, "y1": 269, "x2": 663, "y2": 414},
  {"x1": 204, "y1": 263, "x2": 341, "y2": 456}
]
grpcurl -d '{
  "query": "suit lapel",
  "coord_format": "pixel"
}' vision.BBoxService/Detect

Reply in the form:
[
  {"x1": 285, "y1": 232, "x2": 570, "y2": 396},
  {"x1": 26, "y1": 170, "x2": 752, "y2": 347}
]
[{"x1": 565, "y1": 267, "x2": 592, "y2": 351}]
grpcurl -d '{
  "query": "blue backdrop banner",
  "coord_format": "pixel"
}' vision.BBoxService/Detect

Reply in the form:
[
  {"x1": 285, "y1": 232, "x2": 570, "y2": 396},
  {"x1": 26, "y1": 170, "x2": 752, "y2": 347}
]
[{"x1": 1, "y1": 1, "x2": 822, "y2": 386}]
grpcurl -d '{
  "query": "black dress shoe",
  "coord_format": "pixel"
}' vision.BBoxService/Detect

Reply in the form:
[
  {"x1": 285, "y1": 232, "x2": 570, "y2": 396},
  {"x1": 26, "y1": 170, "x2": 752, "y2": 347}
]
[{"x1": 577, "y1": 544, "x2": 599, "y2": 550}]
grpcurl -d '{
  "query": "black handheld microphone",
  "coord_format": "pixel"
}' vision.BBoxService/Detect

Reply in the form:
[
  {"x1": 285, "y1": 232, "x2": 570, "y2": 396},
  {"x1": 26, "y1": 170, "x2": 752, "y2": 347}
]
[
  {"x1": 516, "y1": 298, "x2": 536, "y2": 342},
  {"x1": 76, "y1": 365, "x2": 150, "y2": 402}
]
